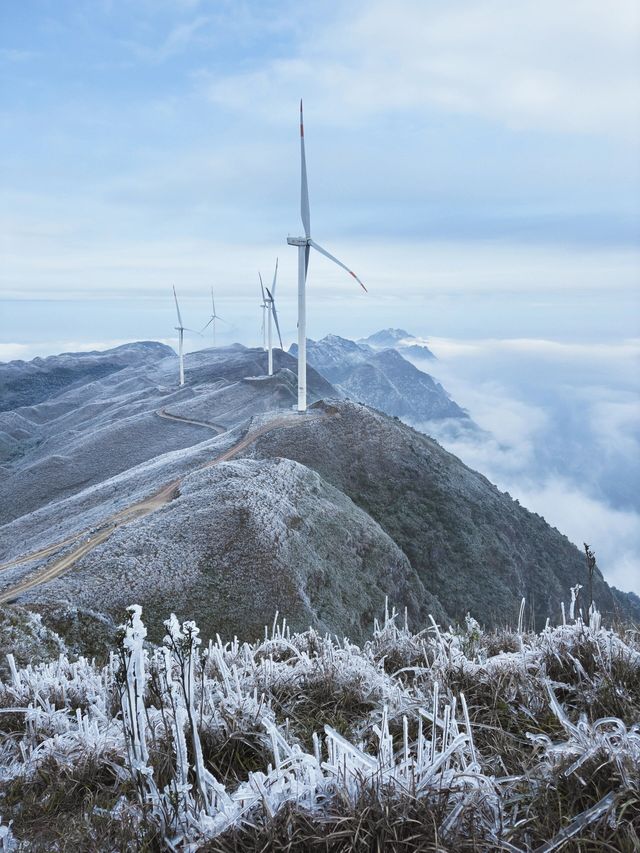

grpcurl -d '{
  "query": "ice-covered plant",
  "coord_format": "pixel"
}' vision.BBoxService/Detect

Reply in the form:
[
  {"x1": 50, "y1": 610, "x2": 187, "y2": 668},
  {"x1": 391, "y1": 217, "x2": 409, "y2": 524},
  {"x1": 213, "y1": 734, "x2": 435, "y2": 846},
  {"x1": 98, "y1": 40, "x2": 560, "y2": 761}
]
[
  {"x1": 0, "y1": 817, "x2": 16, "y2": 852},
  {"x1": 1, "y1": 589, "x2": 637, "y2": 851}
]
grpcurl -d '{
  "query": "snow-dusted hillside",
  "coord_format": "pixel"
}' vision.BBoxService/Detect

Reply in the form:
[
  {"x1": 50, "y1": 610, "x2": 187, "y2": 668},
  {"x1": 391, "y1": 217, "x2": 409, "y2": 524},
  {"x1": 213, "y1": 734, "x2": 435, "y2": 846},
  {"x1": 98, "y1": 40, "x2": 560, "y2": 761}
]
[
  {"x1": 0, "y1": 346, "x2": 332, "y2": 525},
  {"x1": 16, "y1": 456, "x2": 437, "y2": 644},
  {"x1": 0, "y1": 341, "x2": 175, "y2": 412},
  {"x1": 290, "y1": 334, "x2": 469, "y2": 425},
  {"x1": 1, "y1": 342, "x2": 638, "y2": 654}
]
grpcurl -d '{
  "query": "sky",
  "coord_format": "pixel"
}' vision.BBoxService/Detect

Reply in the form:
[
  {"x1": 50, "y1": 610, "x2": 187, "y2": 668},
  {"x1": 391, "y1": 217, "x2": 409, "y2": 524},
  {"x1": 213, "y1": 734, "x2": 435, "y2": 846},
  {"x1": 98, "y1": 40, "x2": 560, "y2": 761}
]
[{"x1": 1, "y1": 1, "x2": 639, "y2": 591}]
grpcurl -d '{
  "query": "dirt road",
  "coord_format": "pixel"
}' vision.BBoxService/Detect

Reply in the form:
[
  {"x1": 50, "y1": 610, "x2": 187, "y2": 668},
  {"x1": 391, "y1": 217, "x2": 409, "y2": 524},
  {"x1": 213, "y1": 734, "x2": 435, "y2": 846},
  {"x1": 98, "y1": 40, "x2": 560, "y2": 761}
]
[
  {"x1": 0, "y1": 411, "x2": 322, "y2": 603},
  {"x1": 0, "y1": 407, "x2": 222, "y2": 578},
  {"x1": 156, "y1": 408, "x2": 226, "y2": 434}
]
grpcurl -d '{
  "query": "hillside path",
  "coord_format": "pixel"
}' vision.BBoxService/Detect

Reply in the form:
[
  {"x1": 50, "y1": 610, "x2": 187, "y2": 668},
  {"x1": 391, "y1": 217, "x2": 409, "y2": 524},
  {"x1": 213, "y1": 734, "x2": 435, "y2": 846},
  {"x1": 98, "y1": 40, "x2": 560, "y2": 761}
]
[
  {"x1": 0, "y1": 411, "x2": 323, "y2": 603},
  {"x1": 156, "y1": 407, "x2": 227, "y2": 434}
]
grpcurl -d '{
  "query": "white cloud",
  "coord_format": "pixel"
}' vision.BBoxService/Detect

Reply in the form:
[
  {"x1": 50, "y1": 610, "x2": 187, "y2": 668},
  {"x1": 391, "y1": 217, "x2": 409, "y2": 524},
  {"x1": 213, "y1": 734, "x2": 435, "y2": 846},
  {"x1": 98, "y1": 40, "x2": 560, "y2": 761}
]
[
  {"x1": 0, "y1": 338, "x2": 178, "y2": 363},
  {"x1": 426, "y1": 336, "x2": 640, "y2": 364},
  {"x1": 0, "y1": 343, "x2": 31, "y2": 362},
  {"x1": 413, "y1": 336, "x2": 640, "y2": 594},
  {"x1": 121, "y1": 15, "x2": 214, "y2": 63},
  {"x1": 205, "y1": 0, "x2": 640, "y2": 137},
  {"x1": 513, "y1": 478, "x2": 640, "y2": 594}
]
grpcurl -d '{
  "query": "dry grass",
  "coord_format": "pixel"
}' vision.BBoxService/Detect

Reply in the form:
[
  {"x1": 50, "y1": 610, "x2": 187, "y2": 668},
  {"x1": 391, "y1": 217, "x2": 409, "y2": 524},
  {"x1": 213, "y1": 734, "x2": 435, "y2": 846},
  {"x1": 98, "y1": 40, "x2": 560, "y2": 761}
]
[
  {"x1": 1, "y1": 607, "x2": 638, "y2": 851},
  {"x1": 2, "y1": 754, "x2": 161, "y2": 852},
  {"x1": 204, "y1": 789, "x2": 502, "y2": 853}
]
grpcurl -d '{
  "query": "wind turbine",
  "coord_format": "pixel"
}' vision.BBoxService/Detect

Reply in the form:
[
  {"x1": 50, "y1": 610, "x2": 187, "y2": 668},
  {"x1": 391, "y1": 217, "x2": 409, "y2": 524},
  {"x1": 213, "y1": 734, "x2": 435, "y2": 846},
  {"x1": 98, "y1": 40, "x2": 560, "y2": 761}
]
[
  {"x1": 202, "y1": 287, "x2": 223, "y2": 347},
  {"x1": 259, "y1": 279, "x2": 268, "y2": 351},
  {"x1": 287, "y1": 100, "x2": 367, "y2": 413},
  {"x1": 259, "y1": 259, "x2": 283, "y2": 376},
  {"x1": 172, "y1": 286, "x2": 200, "y2": 387}
]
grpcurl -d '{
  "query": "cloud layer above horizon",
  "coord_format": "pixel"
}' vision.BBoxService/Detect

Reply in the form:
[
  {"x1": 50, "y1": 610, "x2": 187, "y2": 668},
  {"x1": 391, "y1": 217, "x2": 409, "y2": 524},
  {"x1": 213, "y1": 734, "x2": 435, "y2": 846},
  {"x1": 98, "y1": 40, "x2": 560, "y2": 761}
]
[
  {"x1": 413, "y1": 337, "x2": 640, "y2": 596},
  {"x1": 1, "y1": 0, "x2": 639, "y2": 317}
]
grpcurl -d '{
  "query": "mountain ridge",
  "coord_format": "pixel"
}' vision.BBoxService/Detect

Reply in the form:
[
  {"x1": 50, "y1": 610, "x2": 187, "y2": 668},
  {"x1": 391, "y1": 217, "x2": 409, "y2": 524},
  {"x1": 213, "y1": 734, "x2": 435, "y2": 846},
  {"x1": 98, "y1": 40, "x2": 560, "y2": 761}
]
[{"x1": 1, "y1": 341, "x2": 637, "y2": 647}]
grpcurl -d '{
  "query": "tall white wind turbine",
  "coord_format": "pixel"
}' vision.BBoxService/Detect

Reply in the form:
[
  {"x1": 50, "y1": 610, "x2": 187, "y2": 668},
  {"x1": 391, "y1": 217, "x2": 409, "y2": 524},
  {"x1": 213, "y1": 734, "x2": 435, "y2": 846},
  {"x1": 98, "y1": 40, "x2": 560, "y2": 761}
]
[
  {"x1": 259, "y1": 259, "x2": 283, "y2": 376},
  {"x1": 259, "y1": 279, "x2": 268, "y2": 351},
  {"x1": 172, "y1": 286, "x2": 200, "y2": 387},
  {"x1": 287, "y1": 100, "x2": 366, "y2": 412},
  {"x1": 202, "y1": 287, "x2": 223, "y2": 347}
]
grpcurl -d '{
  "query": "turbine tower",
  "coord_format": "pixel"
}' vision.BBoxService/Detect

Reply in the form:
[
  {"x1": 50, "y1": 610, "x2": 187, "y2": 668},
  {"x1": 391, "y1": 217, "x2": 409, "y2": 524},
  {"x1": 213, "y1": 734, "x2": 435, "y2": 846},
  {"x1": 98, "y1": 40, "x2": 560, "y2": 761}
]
[
  {"x1": 287, "y1": 100, "x2": 367, "y2": 413},
  {"x1": 172, "y1": 286, "x2": 200, "y2": 387},
  {"x1": 259, "y1": 279, "x2": 268, "y2": 351},
  {"x1": 202, "y1": 287, "x2": 223, "y2": 347},
  {"x1": 259, "y1": 259, "x2": 283, "y2": 376}
]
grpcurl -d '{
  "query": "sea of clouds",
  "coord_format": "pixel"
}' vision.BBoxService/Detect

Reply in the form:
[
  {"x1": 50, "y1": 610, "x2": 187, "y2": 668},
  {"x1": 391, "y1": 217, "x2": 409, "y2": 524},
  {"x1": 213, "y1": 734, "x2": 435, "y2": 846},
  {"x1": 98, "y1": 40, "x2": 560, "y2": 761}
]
[{"x1": 409, "y1": 337, "x2": 640, "y2": 595}]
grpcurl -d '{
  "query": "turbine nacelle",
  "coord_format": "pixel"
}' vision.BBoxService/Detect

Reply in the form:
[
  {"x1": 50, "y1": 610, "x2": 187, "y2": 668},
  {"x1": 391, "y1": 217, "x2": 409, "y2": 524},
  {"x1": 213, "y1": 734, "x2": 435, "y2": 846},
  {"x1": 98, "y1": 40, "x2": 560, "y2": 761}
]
[{"x1": 287, "y1": 237, "x2": 309, "y2": 247}]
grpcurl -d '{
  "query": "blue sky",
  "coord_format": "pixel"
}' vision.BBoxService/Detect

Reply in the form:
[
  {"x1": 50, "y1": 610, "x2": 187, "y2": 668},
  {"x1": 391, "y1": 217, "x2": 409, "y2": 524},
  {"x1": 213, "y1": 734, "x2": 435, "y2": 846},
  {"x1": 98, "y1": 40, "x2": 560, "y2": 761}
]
[{"x1": 1, "y1": 0, "x2": 639, "y2": 353}]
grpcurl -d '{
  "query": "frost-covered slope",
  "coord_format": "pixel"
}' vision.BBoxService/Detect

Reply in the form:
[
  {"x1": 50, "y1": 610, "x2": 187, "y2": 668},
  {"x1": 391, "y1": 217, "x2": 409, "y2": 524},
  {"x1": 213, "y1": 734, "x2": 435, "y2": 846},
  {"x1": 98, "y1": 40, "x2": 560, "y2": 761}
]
[
  {"x1": 0, "y1": 422, "x2": 241, "y2": 565},
  {"x1": 246, "y1": 401, "x2": 638, "y2": 627},
  {"x1": 19, "y1": 457, "x2": 440, "y2": 643},
  {"x1": 0, "y1": 341, "x2": 174, "y2": 412},
  {"x1": 0, "y1": 345, "x2": 332, "y2": 525},
  {"x1": 2, "y1": 345, "x2": 637, "y2": 643}
]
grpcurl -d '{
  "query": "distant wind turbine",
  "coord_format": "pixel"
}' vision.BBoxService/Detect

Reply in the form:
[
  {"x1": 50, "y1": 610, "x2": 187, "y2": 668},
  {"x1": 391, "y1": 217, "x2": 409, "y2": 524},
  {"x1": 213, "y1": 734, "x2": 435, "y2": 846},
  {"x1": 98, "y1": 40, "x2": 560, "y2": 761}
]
[
  {"x1": 287, "y1": 100, "x2": 367, "y2": 413},
  {"x1": 259, "y1": 259, "x2": 283, "y2": 376},
  {"x1": 259, "y1": 279, "x2": 268, "y2": 351},
  {"x1": 172, "y1": 286, "x2": 200, "y2": 387},
  {"x1": 202, "y1": 287, "x2": 223, "y2": 347}
]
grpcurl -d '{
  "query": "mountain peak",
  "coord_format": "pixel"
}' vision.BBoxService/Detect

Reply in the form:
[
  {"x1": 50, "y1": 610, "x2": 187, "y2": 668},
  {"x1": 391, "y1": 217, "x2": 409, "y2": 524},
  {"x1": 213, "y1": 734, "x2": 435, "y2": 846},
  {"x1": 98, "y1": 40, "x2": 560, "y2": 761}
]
[
  {"x1": 296, "y1": 334, "x2": 464, "y2": 424},
  {"x1": 361, "y1": 329, "x2": 414, "y2": 347},
  {"x1": 360, "y1": 329, "x2": 436, "y2": 361}
]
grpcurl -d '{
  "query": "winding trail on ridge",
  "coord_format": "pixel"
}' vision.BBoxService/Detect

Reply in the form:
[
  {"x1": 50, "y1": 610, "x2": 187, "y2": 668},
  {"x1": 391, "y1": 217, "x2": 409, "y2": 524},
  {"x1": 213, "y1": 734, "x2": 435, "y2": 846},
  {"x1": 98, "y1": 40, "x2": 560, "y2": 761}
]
[
  {"x1": 0, "y1": 410, "x2": 325, "y2": 604},
  {"x1": 156, "y1": 407, "x2": 227, "y2": 434}
]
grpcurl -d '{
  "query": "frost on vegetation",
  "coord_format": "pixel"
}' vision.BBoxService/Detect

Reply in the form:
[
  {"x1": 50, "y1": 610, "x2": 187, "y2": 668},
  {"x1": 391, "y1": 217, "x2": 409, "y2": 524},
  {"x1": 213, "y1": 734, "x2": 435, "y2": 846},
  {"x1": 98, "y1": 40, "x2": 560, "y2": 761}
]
[
  {"x1": 0, "y1": 817, "x2": 17, "y2": 853},
  {"x1": 0, "y1": 599, "x2": 638, "y2": 850}
]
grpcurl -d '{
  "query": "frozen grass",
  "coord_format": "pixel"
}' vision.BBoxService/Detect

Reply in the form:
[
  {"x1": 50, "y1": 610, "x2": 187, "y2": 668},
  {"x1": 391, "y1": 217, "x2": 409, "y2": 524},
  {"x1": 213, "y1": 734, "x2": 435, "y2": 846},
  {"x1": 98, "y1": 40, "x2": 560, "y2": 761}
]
[{"x1": 0, "y1": 601, "x2": 638, "y2": 851}]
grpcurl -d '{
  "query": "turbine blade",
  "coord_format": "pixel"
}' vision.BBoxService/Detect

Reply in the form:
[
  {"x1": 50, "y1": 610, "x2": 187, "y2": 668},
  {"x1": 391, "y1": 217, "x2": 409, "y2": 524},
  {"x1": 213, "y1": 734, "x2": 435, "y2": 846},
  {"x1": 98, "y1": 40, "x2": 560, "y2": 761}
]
[
  {"x1": 271, "y1": 301, "x2": 283, "y2": 350},
  {"x1": 259, "y1": 272, "x2": 266, "y2": 304},
  {"x1": 211, "y1": 286, "x2": 216, "y2": 316},
  {"x1": 173, "y1": 285, "x2": 183, "y2": 326},
  {"x1": 202, "y1": 318, "x2": 214, "y2": 332},
  {"x1": 271, "y1": 257, "x2": 278, "y2": 297},
  {"x1": 309, "y1": 239, "x2": 367, "y2": 292},
  {"x1": 300, "y1": 101, "x2": 311, "y2": 238},
  {"x1": 304, "y1": 243, "x2": 310, "y2": 280},
  {"x1": 183, "y1": 327, "x2": 203, "y2": 335}
]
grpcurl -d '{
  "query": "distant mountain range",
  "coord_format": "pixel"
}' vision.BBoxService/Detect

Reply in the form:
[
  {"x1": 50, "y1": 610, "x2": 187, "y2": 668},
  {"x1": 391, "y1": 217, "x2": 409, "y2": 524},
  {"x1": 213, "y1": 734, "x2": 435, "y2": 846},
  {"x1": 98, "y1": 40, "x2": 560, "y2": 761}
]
[
  {"x1": 290, "y1": 334, "x2": 469, "y2": 425},
  {"x1": 360, "y1": 328, "x2": 437, "y2": 361},
  {"x1": 0, "y1": 335, "x2": 637, "y2": 652}
]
